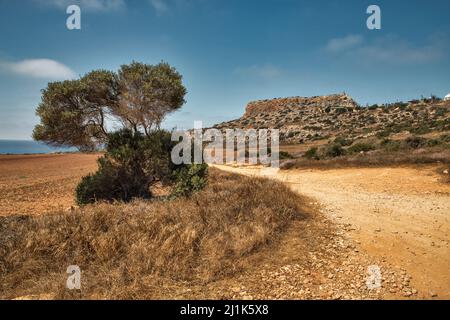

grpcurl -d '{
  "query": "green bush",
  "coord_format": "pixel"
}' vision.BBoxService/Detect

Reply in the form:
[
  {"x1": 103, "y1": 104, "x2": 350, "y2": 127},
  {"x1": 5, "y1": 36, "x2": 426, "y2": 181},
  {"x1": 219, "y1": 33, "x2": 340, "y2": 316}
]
[
  {"x1": 279, "y1": 151, "x2": 294, "y2": 160},
  {"x1": 172, "y1": 164, "x2": 208, "y2": 197},
  {"x1": 347, "y1": 142, "x2": 376, "y2": 154},
  {"x1": 324, "y1": 144, "x2": 345, "y2": 158},
  {"x1": 287, "y1": 132, "x2": 296, "y2": 138},
  {"x1": 380, "y1": 139, "x2": 401, "y2": 152},
  {"x1": 410, "y1": 126, "x2": 431, "y2": 135},
  {"x1": 439, "y1": 134, "x2": 450, "y2": 143},
  {"x1": 333, "y1": 136, "x2": 353, "y2": 147},
  {"x1": 403, "y1": 136, "x2": 427, "y2": 149},
  {"x1": 334, "y1": 107, "x2": 348, "y2": 114},
  {"x1": 376, "y1": 129, "x2": 391, "y2": 138},
  {"x1": 76, "y1": 129, "x2": 208, "y2": 205},
  {"x1": 427, "y1": 139, "x2": 443, "y2": 147},
  {"x1": 76, "y1": 157, "x2": 151, "y2": 205},
  {"x1": 436, "y1": 108, "x2": 447, "y2": 117},
  {"x1": 304, "y1": 147, "x2": 320, "y2": 160},
  {"x1": 76, "y1": 167, "x2": 113, "y2": 205}
]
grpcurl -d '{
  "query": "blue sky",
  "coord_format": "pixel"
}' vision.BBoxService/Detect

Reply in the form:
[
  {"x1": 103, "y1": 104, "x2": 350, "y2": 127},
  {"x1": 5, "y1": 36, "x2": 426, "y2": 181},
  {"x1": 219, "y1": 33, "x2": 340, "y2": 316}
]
[{"x1": 0, "y1": 0, "x2": 449, "y2": 139}]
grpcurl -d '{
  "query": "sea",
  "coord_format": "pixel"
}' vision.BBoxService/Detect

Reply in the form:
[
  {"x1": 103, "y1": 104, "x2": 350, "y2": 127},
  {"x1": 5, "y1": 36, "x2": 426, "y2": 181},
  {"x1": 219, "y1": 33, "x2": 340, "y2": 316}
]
[{"x1": 0, "y1": 140, "x2": 77, "y2": 155}]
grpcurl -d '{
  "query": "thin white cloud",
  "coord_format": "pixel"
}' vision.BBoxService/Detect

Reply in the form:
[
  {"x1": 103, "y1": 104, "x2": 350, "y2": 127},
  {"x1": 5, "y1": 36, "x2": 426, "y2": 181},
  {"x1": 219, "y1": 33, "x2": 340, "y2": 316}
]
[
  {"x1": 149, "y1": 0, "x2": 169, "y2": 14},
  {"x1": 149, "y1": 0, "x2": 190, "y2": 15},
  {"x1": 234, "y1": 65, "x2": 283, "y2": 80},
  {"x1": 356, "y1": 35, "x2": 445, "y2": 63},
  {"x1": 34, "y1": 0, "x2": 125, "y2": 12},
  {"x1": 325, "y1": 34, "x2": 447, "y2": 64},
  {"x1": 1, "y1": 59, "x2": 76, "y2": 80},
  {"x1": 325, "y1": 34, "x2": 364, "y2": 53}
]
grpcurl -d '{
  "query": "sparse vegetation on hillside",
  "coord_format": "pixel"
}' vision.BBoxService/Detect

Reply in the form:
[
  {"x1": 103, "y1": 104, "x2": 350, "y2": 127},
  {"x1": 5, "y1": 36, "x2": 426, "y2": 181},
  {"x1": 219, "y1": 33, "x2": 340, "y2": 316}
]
[
  {"x1": 215, "y1": 94, "x2": 450, "y2": 145},
  {"x1": 278, "y1": 151, "x2": 294, "y2": 160},
  {"x1": 0, "y1": 169, "x2": 306, "y2": 300},
  {"x1": 276, "y1": 133, "x2": 450, "y2": 170},
  {"x1": 324, "y1": 143, "x2": 345, "y2": 158},
  {"x1": 347, "y1": 142, "x2": 377, "y2": 154},
  {"x1": 299, "y1": 134, "x2": 450, "y2": 162},
  {"x1": 304, "y1": 147, "x2": 320, "y2": 160}
]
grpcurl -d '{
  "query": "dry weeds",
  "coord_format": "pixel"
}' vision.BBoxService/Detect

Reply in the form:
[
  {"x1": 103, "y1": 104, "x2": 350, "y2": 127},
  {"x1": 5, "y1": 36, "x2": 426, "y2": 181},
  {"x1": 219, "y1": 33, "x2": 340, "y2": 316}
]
[
  {"x1": 0, "y1": 169, "x2": 306, "y2": 299},
  {"x1": 281, "y1": 148, "x2": 450, "y2": 171}
]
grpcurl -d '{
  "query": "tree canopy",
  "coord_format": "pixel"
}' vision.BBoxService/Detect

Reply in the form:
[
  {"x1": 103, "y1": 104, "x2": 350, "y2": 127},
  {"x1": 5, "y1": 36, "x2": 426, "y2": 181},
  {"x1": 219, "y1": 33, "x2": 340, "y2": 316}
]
[{"x1": 33, "y1": 61, "x2": 186, "y2": 150}]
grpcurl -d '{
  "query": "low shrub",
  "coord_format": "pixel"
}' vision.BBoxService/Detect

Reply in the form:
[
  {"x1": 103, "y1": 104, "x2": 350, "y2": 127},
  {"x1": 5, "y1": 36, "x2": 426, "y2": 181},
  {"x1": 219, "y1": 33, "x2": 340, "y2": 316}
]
[
  {"x1": 76, "y1": 157, "x2": 151, "y2": 205},
  {"x1": 335, "y1": 107, "x2": 348, "y2": 114},
  {"x1": 380, "y1": 139, "x2": 402, "y2": 152},
  {"x1": 436, "y1": 108, "x2": 447, "y2": 117},
  {"x1": 76, "y1": 129, "x2": 207, "y2": 205},
  {"x1": 279, "y1": 151, "x2": 294, "y2": 160},
  {"x1": 439, "y1": 134, "x2": 450, "y2": 143},
  {"x1": 333, "y1": 136, "x2": 353, "y2": 147},
  {"x1": 376, "y1": 129, "x2": 392, "y2": 138},
  {"x1": 172, "y1": 164, "x2": 208, "y2": 197},
  {"x1": 347, "y1": 142, "x2": 376, "y2": 154},
  {"x1": 304, "y1": 147, "x2": 320, "y2": 160},
  {"x1": 427, "y1": 139, "x2": 443, "y2": 147},
  {"x1": 324, "y1": 143, "x2": 345, "y2": 158},
  {"x1": 410, "y1": 126, "x2": 432, "y2": 135},
  {"x1": 403, "y1": 136, "x2": 427, "y2": 149}
]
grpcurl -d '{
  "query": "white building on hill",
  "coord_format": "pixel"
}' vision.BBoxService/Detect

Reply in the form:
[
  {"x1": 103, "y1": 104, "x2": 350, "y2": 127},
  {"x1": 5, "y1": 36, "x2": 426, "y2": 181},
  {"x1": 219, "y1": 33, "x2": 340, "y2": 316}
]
[{"x1": 445, "y1": 93, "x2": 450, "y2": 101}]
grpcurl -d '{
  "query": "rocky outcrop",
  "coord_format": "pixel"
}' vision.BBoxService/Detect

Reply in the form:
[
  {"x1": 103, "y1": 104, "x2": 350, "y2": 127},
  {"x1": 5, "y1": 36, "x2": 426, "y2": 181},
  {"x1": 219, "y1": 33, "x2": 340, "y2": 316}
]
[
  {"x1": 244, "y1": 94, "x2": 359, "y2": 118},
  {"x1": 214, "y1": 94, "x2": 450, "y2": 143}
]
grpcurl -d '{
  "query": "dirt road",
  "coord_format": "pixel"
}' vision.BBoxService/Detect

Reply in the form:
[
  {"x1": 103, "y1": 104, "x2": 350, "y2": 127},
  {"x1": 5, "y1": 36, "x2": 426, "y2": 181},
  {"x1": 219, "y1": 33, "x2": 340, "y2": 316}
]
[{"x1": 213, "y1": 164, "x2": 450, "y2": 299}]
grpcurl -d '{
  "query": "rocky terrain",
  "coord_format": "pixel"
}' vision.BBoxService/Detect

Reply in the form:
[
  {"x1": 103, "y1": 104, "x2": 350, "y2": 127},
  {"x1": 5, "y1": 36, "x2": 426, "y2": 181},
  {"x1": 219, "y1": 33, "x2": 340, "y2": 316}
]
[{"x1": 214, "y1": 94, "x2": 450, "y2": 143}]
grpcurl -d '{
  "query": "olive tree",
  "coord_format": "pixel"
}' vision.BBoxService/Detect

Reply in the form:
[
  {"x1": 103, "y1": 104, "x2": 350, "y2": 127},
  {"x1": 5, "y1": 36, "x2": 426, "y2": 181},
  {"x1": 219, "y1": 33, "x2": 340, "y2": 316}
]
[
  {"x1": 33, "y1": 61, "x2": 206, "y2": 204},
  {"x1": 113, "y1": 62, "x2": 186, "y2": 136},
  {"x1": 33, "y1": 61, "x2": 186, "y2": 150},
  {"x1": 33, "y1": 70, "x2": 119, "y2": 150}
]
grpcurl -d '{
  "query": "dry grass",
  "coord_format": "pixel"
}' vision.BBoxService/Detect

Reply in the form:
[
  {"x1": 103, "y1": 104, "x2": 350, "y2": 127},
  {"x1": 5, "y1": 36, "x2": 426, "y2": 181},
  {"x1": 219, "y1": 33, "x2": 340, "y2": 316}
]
[
  {"x1": 281, "y1": 148, "x2": 450, "y2": 171},
  {"x1": 0, "y1": 168, "x2": 306, "y2": 300}
]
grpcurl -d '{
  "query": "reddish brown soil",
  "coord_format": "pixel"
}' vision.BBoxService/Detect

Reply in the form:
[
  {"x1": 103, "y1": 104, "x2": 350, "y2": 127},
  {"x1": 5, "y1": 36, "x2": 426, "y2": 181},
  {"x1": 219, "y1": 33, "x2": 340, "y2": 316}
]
[{"x1": 0, "y1": 154, "x2": 100, "y2": 216}]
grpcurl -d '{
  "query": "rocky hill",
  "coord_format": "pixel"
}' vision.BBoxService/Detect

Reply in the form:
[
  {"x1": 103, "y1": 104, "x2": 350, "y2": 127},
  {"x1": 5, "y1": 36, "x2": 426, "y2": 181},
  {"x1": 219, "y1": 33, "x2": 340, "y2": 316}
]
[
  {"x1": 214, "y1": 93, "x2": 450, "y2": 143},
  {"x1": 243, "y1": 94, "x2": 359, "y2": 118}
]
